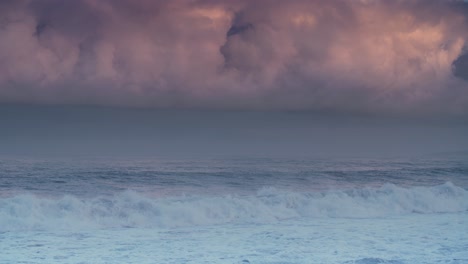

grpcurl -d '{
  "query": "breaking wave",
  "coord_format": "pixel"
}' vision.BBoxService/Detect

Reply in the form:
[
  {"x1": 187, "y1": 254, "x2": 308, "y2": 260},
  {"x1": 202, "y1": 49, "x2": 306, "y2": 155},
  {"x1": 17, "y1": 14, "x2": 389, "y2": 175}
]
[{"x1": 1, "y1": 182, "x2": 467, "y2": 231}]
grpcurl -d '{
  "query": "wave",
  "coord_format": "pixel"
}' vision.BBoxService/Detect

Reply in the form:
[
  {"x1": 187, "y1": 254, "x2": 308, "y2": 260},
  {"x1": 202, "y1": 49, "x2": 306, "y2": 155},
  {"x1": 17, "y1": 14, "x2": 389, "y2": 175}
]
[{"x1": 1, "y1": 182, "x2": 467, "y2": 231}]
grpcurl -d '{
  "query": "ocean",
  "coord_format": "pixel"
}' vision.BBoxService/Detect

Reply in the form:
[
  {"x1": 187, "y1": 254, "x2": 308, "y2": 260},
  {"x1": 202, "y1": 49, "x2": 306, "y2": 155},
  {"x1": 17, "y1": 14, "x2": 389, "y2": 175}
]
[{"x1": 1, "y1": 154, "x2": 467, "y2": 263}]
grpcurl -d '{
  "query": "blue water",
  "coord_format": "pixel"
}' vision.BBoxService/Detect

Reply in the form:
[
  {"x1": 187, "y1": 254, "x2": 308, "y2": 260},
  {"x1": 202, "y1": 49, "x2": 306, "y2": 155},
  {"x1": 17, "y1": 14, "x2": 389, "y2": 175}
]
[{"x1": 1, "y1": 154, "x2": 468, "y2": 263}]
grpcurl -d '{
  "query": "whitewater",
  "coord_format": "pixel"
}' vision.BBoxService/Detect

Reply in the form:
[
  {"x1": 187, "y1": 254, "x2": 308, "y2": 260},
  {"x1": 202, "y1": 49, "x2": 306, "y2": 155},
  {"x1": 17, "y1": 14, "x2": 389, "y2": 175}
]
[{"x1": 1, "y1": 155, "x2": 467, "y2": 263}]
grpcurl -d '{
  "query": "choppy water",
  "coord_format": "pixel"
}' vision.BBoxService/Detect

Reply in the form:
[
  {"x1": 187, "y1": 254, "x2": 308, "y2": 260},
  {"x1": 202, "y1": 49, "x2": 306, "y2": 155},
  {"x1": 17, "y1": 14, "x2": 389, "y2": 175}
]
[{"x1": 1, "y1": 154, "x2": 468, "y2": 263}]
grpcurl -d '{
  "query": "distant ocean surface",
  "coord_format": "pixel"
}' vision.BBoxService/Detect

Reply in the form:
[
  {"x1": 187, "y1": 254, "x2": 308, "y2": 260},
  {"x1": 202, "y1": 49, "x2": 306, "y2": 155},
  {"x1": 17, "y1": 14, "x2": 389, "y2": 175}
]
[{"x1": 1, "y1": 154, "x2": 468, "y2": 263}]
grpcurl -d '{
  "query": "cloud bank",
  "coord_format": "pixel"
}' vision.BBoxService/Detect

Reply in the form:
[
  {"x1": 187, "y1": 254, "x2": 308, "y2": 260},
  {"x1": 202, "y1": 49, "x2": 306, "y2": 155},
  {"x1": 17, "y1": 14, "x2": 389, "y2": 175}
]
[{"x1": 1, "y1": 0, "x2": 468, "y2": 115}]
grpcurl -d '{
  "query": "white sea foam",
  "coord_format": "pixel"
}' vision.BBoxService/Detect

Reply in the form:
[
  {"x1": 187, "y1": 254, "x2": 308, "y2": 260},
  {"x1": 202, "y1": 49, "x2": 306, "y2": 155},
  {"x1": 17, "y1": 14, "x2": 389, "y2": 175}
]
[{"x1": 1, "y1": 182, "x2": 467, "y2": 231}]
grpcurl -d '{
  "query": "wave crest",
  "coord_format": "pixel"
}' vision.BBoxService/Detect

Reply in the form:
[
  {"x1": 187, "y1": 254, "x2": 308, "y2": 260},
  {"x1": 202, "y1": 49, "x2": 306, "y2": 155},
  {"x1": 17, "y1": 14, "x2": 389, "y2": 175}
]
[{"x1": 1, "y1": 182, "x2": 466, "y2": 231}]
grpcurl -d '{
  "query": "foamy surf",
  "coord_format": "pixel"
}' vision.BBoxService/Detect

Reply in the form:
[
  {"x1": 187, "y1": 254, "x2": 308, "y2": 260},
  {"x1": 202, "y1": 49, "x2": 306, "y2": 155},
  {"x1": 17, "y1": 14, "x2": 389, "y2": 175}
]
[{"x1": 1, "y1": 182, "x2": 466, "y2": 232}]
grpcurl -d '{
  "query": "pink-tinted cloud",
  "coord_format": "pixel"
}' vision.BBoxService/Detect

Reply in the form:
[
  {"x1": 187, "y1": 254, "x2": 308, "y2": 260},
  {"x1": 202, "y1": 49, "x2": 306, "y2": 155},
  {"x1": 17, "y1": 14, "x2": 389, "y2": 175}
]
[{"x1": 1, "y1": 0, "x2": 468, "y2": 115}]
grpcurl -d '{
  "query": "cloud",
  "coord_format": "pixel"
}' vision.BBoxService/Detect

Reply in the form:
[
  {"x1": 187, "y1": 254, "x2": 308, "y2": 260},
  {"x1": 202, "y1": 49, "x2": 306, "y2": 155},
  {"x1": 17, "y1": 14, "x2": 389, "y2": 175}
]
[{"x1": 0, "y1": 0, "x2": 467, "y2": 115}]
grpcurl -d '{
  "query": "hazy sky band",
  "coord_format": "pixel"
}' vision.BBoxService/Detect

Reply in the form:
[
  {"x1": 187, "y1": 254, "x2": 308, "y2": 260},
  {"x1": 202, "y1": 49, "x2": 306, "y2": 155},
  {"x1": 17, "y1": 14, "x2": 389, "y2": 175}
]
[{"x1": 1, "y1": 0, "x2": 468, "y2": 115}]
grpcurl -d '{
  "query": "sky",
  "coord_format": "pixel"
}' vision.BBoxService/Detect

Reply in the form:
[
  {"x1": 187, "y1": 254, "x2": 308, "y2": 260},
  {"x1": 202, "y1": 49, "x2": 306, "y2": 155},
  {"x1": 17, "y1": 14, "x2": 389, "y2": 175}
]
[
  {"x1": 1, "y1": 0, "x2": 468, "y2": 157},
  {"x1": 1, "y1": 0, "x2": 468, "y2": 114}
]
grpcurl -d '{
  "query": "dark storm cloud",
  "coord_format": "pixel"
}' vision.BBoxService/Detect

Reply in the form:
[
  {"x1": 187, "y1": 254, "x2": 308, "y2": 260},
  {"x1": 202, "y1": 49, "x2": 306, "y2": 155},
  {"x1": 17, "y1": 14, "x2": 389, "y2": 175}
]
[{"x1": 1, "y1": 0, "x2": 468, "y2": 115}]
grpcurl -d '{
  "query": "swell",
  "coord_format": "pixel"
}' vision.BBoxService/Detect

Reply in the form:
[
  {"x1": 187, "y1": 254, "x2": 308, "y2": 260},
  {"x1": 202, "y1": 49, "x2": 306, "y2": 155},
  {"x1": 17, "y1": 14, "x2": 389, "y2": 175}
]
[{"x1": 1, "y1": 182, "x2": 467, "y2": 231}]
